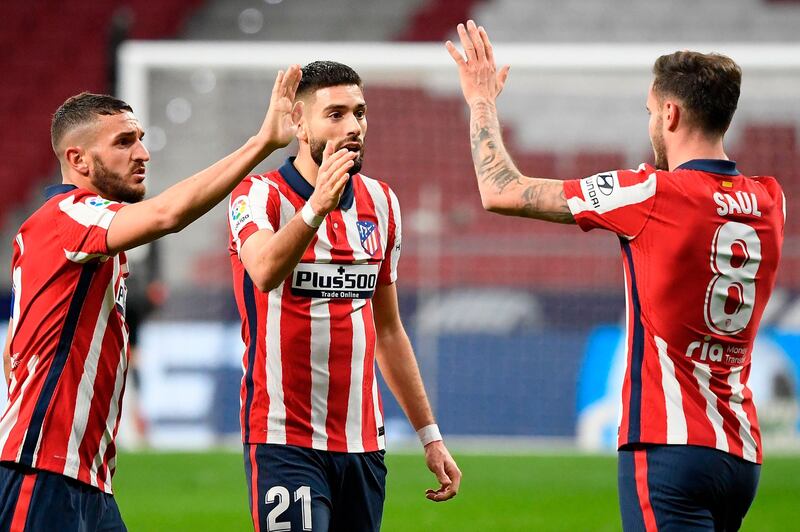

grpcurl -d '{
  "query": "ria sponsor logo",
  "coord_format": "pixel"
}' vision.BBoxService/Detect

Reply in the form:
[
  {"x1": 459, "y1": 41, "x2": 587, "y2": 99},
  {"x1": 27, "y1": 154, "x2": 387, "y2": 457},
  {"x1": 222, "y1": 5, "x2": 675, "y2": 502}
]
[
  {"x1": 685, "y1": 335, "x2": 748, "y2": 365},
  {"x1": 292, "y1": 263, "x2": 379, "y2": 299}
]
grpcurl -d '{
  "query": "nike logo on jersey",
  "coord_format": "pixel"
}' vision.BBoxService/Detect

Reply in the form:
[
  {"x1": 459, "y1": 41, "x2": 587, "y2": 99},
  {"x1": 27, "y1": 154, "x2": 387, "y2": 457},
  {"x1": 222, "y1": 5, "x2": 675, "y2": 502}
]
[{"x1": 713, "y1": 192, "x2": 762, "y2": 217}]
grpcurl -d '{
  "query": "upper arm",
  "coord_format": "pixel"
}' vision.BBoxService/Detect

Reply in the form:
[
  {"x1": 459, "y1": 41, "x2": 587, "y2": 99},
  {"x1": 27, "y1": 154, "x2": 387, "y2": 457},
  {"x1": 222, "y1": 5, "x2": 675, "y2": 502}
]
[
  {"x1": 372, "y1": 283, "x2": 404, "y2": 338},
  {"x1": 238, "y1": 228, "x2": 275, "y2": 285},
  {"x1": 106, "y1": 198, "x2": 175, "y2": 255},
  {"x1": 563, "y1": 166, "x2": 657, "y2": 238},
  {"x1": 377, "y1": 188, "x2": 402, "y2": 285}
]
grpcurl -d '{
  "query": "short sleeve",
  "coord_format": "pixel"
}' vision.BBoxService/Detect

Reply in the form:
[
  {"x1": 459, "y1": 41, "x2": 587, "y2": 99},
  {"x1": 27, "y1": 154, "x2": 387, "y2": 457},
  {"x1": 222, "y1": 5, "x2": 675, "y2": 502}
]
[
  {"x1": 229, "y1": 177, "x2": 281, "y2": 254},
  {"x1": 378, "y1": 188, "x2": 401, "y2": 285},
  {"x1": 56, "y1": 194, "x2": 124, "y2": 262},
  {"x1": 563, "y1": 164, "x2": 658, "y2": 239}
]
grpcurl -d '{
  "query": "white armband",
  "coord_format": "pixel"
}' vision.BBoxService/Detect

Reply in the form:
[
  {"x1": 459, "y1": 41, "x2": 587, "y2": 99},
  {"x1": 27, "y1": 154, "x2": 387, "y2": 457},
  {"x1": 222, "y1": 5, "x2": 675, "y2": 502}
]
[
  {"x1": 417, "y1": 424, "x2": 443, "y2": 446},
  {"x1": 300, "y1": 202, "x2": 324, "y2": 228}
]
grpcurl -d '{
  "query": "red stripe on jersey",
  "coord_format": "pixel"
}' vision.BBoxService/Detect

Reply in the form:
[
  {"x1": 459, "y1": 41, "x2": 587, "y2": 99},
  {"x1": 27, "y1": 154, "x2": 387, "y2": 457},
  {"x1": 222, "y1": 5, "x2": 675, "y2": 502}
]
[
  {"x1": 360, "y1": 300, "x2": 378, "y2": 450},
  {"x1": 351, "y1": 181, "x2": 381, "y2": 451},
  {"x1": 377, "y1": 181, "x2": 397, "y2": 285},
  {"x1": 639, "y1": 338, "x2": 667, "y2": 443},
  {"x1": 707, "y1": 368, "x2": 744, "y2": 457},
  {"x1": 634, "y1": 449, "x2": 658, "y2": 532},
  {"x1": 249, "y1": 445, "x2": 262, "y2": 532},
  {"x1": 680, "y1": 369, "x2": 719, "y2": 449},
  {"x1": 325, "y1": 209, "x2": 357, "y2": 451},
  {"x1": 280, "y1": 284, "x2": 314, "y2": 448},
  {"x1": 36, "y1": 264, "x2": 114, "y2": 474},
  {"x1": 10, "y1": 471, "x2": 36, "y2": 532},
  {"x1": 617, "y1": 254, "x2": 635, "y2": 445}
]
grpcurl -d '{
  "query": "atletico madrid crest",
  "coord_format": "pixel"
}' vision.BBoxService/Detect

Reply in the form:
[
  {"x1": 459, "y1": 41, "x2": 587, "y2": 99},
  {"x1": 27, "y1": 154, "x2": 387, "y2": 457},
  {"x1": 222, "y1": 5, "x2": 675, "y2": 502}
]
[{"x1": 357, "y1": 220, "x2": 380, "y2": 257}]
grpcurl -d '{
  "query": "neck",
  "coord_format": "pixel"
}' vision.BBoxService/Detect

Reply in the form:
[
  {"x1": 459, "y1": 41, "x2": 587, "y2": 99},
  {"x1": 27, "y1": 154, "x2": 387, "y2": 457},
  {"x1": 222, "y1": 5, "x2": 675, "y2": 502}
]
[
  {"x1": 293, "y1": 150, "x2": 321, "y2": 187},
  {"x1": 667, "y1": 131, "x2": 727, "y2": 171}
]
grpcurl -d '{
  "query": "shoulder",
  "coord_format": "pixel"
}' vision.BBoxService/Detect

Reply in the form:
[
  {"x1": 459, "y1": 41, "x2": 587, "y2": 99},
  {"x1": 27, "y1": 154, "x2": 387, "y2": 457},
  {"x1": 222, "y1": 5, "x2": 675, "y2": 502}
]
[{"x1": 355, "y1": 173, "x2": 398, "y2": 202}]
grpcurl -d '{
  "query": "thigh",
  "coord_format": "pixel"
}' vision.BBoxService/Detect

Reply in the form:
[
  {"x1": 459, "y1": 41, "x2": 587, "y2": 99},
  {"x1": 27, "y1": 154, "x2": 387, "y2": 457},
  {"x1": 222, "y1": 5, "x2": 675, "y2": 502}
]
[
  {"x1": 710, "y1": 456, "x2": 760, "y2": 532},
  {"x1": 330, "y1": 451, "x2": 387, "y2": 532},
  {"x1": 618, "y1": 447, "x2": 715, "y2": 532},
  {"x1": 244, "y1": 444, "x2": 332, "y2": 532}
]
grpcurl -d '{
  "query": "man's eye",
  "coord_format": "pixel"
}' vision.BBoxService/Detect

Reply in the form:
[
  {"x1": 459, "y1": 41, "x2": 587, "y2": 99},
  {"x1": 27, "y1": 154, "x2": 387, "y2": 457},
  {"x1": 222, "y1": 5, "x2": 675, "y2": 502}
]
[{"x1": 329, "y1": 113, "x2": 341, "y2": 119}]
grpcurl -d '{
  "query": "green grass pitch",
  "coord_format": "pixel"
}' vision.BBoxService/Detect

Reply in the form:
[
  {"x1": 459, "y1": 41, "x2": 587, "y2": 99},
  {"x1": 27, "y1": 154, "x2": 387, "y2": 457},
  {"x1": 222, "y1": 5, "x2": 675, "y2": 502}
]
[{"x1": 114, "y1": 451, "x2": 800, "y2": 531}]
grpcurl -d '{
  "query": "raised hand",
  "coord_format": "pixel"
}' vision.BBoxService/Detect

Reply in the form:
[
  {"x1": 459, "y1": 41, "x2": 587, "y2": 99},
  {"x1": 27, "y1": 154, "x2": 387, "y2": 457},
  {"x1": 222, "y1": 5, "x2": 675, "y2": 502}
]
[
  {"x1": 308, "y1": 141, "x2": 357, "y2": 216},
  {"x1": 258, "y1": 64, "x2": 303, "y2": 151},
  {"x1": 446, "y1": 20, "x2": 510, "y2": 107}
]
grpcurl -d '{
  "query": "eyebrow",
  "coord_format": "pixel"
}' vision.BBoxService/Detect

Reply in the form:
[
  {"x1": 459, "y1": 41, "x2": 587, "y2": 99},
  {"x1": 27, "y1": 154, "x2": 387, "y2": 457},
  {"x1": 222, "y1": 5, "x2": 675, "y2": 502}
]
[
  {"x1": 323, "y1": 103, "x2": 367, "y2": 113},
  {"x1": 113, "y1": 129, "x2": 145, "y2": 141}
]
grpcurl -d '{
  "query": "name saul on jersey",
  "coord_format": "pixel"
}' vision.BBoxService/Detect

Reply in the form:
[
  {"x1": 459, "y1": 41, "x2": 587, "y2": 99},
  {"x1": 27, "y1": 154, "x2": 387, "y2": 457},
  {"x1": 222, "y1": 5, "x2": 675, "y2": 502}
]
[{"x1": 291, "y1": 263, "x2": 379, "y2": 299}]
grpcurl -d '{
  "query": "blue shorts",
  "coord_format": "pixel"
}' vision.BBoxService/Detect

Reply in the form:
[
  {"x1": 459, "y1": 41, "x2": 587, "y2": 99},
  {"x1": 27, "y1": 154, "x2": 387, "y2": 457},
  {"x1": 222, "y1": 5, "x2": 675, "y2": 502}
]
[
  {"x1": 0, "y1": 462, "x2": 126, "y2": 532},
  {"x1": 243, "y1": 444, "x2": 387, "y2": 532},
  {"x1": 618, "y1": 445, "x2": 760, "y2": 532}
]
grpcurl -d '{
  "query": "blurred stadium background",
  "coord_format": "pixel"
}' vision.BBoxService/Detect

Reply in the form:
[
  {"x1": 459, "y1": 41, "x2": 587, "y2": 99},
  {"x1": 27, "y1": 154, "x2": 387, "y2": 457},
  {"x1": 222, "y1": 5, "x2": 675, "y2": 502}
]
[{"x1": 2, "y1": 0, "x2": 800, "y2": 530}]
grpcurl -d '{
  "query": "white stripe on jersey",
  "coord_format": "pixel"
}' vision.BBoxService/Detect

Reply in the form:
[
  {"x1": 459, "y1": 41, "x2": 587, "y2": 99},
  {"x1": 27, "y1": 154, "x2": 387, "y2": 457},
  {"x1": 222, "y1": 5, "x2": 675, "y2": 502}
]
[
  {"x1": 15, "y1": 233, "x2": 24, "y2": 254},
  {"x1": 249, "y1": 179, "x2": 276, "y2": 232},
  {"x1": 727, "y1": 366, "x2": 758, "y2": 462},
  {"x1": 309, "y1": 298, "x2": 331, "y2": 450},
  {"x1": 372, "y1": 374, "x2": 384, "y2": 449},
  {"x1": 59, "y1": 196, "x2": 116, "y2": 229},
  {"x1": 309, "y1": 233, "x2": 333, "y2": 449},
  {"x1": 64, "y1": 257, "x2": 120, "y2": 479},
  {"x1": 11, "y1": 267, "x2": 21, "y2": 336},
  {"x1": 265, "y1": 176, "x2": 302, "y2": 230},
  {"x1": 346, "y1": 301, "x2": 367, "y2": 452},
  {"x1": 90, "y1": 328, "x2": 128, "y2": 490},
  {"x1": 64, "y1": 250, "x2": 108, "y2": 264},
  {"x1": 387, "y1": 190, "x2": 402, "y2": 283},
  {"x1": 361, "y1": 176, "x2": 391, "y2": 256},
  {"x1": 567, "y1": 171, "x2": 657, "y2": 215},
  {"x1": 265, "y1": 285, "x2": 287, "y2": 445},
  {"x1": 692, "y1": 361, "x2": 729, "y2": 452},
  {"x1": 0, "y1": 355, "x2": 39, "y2": 460},
  {"x1": 654, "y1": 336, "x2": 688, "y2": 444}
]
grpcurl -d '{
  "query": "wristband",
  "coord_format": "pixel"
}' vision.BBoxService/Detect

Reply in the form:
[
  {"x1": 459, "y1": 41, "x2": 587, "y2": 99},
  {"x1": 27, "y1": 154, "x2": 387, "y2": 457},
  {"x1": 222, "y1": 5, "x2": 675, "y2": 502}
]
[
  {"x1": 417, "y1": 424, "x2": 443, "y2": 446},
  {"x1": 300, "y1": 202, "x2": 324, "y2": 228}
]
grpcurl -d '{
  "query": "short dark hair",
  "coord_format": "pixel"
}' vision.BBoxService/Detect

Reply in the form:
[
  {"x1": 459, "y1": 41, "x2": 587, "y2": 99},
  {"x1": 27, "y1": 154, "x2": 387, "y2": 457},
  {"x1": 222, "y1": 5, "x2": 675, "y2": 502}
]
[
  {"x1": 652, "y1": 51, "x2": 741, "y2": 137},
  {"x1": 51, "y1": 92, "x2": 133, "y2": 154},
  {"x1": 296, "y1": 61, "x2": 362, "y2": 99}
]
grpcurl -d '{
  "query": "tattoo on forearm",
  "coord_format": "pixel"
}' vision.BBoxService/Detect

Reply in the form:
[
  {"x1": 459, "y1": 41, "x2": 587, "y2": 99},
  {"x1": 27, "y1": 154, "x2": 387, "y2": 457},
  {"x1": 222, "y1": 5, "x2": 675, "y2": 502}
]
[{"x1": 470, "y1": 101, "x2": 573, "y2": 223}]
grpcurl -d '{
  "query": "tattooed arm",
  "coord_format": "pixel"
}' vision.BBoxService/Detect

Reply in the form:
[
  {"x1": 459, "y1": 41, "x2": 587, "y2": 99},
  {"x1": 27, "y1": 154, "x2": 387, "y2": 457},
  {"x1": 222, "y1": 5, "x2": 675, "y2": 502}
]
[
  {"x1": 470, "y1": 100, "x2": 574, "y2": 223},
  {"x1": 447, "y1": 20, "x2": 574, "y2": 224}
]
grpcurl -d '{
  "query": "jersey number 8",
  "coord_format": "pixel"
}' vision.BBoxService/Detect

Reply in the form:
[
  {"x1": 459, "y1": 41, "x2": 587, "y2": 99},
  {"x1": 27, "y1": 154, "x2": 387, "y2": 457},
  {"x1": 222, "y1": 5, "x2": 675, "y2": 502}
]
[{"x1": 704, "y1": 221, "x2": 762, "y2": 336}]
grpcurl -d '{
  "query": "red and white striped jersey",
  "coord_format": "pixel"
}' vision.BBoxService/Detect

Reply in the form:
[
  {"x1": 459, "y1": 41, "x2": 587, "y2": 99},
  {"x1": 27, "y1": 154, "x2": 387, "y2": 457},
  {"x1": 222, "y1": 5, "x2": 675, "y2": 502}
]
[
  {"x1": 228, "y1": 159, "x2": 401, "y2": 453},
  {"x1": 565, "y1": 160, "x2": 785, "y2": 463},
  {"x1": 0, "y1": 185, "x2": 129, "y2": 493}
]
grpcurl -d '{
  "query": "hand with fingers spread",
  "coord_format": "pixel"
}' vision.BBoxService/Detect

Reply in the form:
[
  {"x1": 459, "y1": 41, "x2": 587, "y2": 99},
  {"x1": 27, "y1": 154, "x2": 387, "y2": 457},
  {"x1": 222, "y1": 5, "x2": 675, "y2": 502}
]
[
  {"x1": 424, "y1": 441, "x2": 462, "y2": 502},
  {"x1": 258, "y1": 64, "x2": 304, "y2": 151},
  {"x1": 446, "y1": 20, "x2": 510, "y2": 107},
  {"x1": 308, "y1": 141, "x2": 357, "y2": 217}
]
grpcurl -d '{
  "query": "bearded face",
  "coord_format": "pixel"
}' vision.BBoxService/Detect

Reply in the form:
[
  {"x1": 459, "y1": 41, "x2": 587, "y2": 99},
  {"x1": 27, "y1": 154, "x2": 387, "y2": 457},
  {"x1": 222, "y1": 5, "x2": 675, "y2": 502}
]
[
  {"x1": 309, "y1": 135, "x2": 364, "y2": 176},
  {"x1": 91, "y1": 154, "x2": 146, "y2": 203},
  {"x1": 651, "y1": 113, "x2": 668, "y2": 171}
]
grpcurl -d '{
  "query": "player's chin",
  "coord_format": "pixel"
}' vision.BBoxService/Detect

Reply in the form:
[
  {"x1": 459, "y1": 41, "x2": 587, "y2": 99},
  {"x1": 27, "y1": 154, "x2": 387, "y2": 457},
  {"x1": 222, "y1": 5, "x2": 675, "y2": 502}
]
[{"x1": 348, "y1": 156, "x2": 363, "y2": 176}]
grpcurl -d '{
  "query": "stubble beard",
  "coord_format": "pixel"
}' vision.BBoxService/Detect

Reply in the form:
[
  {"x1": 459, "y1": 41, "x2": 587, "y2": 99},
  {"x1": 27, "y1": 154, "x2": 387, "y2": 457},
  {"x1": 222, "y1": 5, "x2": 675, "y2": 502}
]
[
  {"x1": 92, "y1": 156, "x2": 145, "y2": 203},
  {"x1": 310, "y1": 137, "x2": 364, "y2": 176}
]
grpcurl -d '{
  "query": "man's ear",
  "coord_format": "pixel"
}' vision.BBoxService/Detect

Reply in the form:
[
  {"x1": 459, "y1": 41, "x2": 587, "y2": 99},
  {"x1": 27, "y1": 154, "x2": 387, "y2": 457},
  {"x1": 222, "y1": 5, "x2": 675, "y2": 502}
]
[
  {"x1": 293, "y1": 100, "x2": 308, "y2": 143},
  {"x1": 64, "y1": 146, "x2": 90, "y2": 176},
  {"x1": 664, "y1": 100, "x2": 681, "y2": 133}
]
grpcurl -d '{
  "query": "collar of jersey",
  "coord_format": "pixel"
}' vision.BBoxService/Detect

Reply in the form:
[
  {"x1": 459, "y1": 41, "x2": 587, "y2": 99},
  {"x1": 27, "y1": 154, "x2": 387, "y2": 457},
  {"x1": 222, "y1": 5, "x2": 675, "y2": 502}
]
[
  {"x1": 675, "y1": 159, "x2": 740, "y2": 176},
  {"x1": 278, "y1": 157, "x2": 354, "y2": 210},
  {"x1": 44, "y1": 183, "x2": 78, "y2": 199}
]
